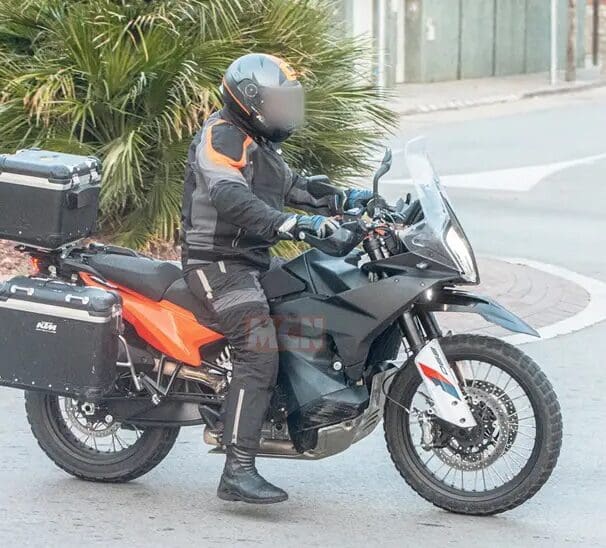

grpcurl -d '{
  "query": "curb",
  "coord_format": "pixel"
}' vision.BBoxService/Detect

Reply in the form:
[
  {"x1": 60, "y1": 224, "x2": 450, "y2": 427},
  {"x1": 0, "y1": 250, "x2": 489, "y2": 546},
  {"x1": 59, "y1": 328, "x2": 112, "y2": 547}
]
[
  {"x1": 500, "y1": 258, "x2": 606, "y2": 346},
  {"x1": 397, "y1": 79, "x2": 606, "y2": 117}
]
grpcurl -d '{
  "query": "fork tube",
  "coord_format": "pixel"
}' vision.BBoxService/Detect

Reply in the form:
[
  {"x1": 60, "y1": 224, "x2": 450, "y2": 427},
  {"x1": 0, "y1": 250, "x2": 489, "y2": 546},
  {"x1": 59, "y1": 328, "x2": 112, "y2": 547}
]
[
  {"x1": 398, "y1": 312, "x2": 424, "y2": 354},
  {"x1": 417, "y1": 309, "x2": 442, "y2": 339}
]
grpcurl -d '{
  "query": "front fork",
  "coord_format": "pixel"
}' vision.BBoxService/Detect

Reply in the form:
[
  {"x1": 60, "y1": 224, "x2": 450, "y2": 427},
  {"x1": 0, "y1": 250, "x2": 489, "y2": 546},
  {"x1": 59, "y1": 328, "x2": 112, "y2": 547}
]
[{"x1": 399, "y1": 311, "x2": 477, "y2": 428}]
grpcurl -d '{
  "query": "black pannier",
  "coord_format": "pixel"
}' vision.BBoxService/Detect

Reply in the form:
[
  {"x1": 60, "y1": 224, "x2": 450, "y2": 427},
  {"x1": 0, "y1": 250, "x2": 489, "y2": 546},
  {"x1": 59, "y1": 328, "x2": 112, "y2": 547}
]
[
  {"x1": 0, "y1": 149, "x2": 102, "y2": 249},
  {"x1": 0, "y1": 277, "x2": 121, "y2": 400}
]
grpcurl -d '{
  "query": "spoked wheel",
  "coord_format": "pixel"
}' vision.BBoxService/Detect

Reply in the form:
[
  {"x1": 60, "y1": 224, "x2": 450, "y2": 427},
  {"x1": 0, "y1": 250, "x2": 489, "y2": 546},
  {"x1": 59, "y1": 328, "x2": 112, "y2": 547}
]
[
  {"x1": 384, "y1": 335, "x2": 562, "y2": 515},
  {"x1": 25, "y1": 391, "x2": 179, "y2": 483},
  {"x1": 59, "y1": 397, "x2": 143, "y2": 453}
]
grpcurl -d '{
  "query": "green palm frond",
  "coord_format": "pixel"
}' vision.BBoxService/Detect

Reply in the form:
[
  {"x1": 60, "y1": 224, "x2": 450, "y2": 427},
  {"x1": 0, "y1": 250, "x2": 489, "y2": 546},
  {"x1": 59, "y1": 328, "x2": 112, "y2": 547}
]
[{"x1": 0, "y1": 0, "x2": 396, "y2": 249}]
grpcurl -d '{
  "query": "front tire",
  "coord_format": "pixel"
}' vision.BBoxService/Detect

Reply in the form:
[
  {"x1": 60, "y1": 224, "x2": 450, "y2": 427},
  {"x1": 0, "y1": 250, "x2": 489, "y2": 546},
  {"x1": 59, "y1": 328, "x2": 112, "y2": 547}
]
[
  {"x1": 384, "y1": 334, "x2": 562, "y2": 515},
  {"x1": 25, "y1": 392, "x2": 180, "y2": 483}
]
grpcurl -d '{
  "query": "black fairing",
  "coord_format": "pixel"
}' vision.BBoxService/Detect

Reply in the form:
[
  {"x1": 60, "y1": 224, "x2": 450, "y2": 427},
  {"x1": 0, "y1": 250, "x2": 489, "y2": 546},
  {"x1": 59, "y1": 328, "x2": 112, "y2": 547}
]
[
  {"x1": 419, "y1": 288, "x2": 540, "y2": 337},
  {"x1": 263, "y1": 248, "x2": 459, "y2": 434},
  {"x1": 271, "y1": 250, "x2": 457, "y2": 372},
  {"x1": 260, "y1": 248, "x2": 368, "y2": 300}
]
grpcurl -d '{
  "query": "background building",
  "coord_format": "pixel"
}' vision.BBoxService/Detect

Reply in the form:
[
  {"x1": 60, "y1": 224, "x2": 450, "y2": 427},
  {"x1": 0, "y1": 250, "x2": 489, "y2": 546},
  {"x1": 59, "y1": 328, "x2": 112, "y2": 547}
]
[{"x1": 336, "y1": 0, "x2": 587, "y2": 85}]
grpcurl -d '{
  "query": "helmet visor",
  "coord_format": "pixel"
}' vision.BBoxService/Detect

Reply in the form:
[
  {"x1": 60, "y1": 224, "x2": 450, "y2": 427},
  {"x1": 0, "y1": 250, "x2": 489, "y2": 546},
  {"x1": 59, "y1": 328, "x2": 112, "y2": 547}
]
[{"x1": 259, "y1": 85, "x2": 305, "y2": 132}]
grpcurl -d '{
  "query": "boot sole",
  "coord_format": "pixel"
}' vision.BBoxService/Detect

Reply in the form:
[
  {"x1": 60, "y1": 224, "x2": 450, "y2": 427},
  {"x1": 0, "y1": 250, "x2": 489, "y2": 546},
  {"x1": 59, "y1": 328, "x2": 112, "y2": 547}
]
[{"x1": 217, "y1": 490, "x2": 288, "y2": 504}]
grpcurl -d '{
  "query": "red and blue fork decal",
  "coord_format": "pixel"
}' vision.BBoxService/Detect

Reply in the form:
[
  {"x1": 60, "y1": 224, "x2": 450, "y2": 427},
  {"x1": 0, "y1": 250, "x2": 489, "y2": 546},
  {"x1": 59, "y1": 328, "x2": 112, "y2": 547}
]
[{"x1": 418, "y1": 363, "x2": 461, "y2": 400}]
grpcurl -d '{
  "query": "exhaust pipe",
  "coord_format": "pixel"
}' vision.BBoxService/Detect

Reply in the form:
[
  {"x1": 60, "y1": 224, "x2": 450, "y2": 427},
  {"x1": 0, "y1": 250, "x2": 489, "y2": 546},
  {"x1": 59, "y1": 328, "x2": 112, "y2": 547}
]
[
  {"x1": 203, "y1": 427, "x2": 301, "y2": 457},
  {"x1": 154, "y1": 359, "x2": 227, "y2": 394}
]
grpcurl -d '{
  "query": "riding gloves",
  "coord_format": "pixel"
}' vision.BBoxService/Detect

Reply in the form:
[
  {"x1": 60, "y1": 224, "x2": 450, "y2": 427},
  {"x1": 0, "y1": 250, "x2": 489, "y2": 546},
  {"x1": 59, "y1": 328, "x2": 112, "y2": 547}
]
[
  {"x1": 344, "y1": 188, "x2": 375, "y2": 210},
  {"x1": 279, "y1": 214, "x2": 340, "y2": 240}
]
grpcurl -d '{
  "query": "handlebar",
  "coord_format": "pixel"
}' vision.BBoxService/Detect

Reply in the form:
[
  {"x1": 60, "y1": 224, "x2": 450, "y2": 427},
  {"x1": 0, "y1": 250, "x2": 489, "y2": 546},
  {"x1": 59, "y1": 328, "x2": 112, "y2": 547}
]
[
  {"x1": 299, "y1": 221, "x2": 367, "y2": 257},
  {"x1": 299, "y1": 196, "x2": 424, "y2": 257}
]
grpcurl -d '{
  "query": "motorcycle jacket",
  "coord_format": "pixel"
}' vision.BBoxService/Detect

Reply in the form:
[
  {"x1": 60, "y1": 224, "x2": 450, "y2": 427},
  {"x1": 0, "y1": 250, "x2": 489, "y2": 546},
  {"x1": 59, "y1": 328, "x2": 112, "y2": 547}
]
[{"x1": 181, "y1": 109, "x2": 341, "y2": 270}]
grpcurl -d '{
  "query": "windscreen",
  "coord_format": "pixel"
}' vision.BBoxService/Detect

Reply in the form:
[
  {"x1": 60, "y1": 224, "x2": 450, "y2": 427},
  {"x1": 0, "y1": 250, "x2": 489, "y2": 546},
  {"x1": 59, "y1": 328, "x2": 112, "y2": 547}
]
[
  {"x1": 400, "y1": 138, "x2": 467, "y2": 274},
  {"x1": 405, "y1": 137, "x2": 451, "y2": 239}
]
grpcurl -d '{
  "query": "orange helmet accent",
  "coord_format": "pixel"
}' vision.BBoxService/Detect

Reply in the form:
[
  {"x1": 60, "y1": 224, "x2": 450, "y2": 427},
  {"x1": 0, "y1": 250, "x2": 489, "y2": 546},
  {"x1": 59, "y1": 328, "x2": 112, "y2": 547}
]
[
  {"x1": 222, "y1": 77, "x2": 251, "y2": 115},
  {"x1": 265, "y1": 54, "x2": 298, "y2": 81}
]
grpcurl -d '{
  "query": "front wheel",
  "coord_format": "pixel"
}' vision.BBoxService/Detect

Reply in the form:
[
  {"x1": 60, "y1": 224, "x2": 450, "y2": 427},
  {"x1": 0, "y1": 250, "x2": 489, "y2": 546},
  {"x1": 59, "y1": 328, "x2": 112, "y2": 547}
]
[
  {"x1": 384, "y1": 334, "x2": 562, "y2": 515},
  {"x1": 25, "y1": 392, "x2": 180, "y2": 483}
]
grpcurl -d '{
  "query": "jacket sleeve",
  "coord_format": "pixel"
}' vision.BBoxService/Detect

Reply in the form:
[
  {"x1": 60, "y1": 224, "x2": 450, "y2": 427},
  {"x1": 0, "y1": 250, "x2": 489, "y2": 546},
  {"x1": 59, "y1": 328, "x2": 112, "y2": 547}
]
[
  {"x1": 197, "y1": 122, "x2": 291, "y2": 240},
  {"x1": 285, "y1": 169, "x2": 342, "y2": 215}
]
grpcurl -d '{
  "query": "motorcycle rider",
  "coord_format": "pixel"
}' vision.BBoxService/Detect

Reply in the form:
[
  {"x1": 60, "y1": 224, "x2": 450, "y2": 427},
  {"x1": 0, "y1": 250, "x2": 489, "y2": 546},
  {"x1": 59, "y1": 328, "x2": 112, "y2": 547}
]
[{"x1": 181, "y1": 53, "x2": 376, "y2": 504}]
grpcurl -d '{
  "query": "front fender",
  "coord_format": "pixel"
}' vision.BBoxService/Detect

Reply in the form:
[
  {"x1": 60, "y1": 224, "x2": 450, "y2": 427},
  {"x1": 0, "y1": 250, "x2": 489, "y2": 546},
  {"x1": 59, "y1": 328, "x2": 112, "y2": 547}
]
[{"x1": 421, "y1": 288, "x2": 540, "y2": 337}]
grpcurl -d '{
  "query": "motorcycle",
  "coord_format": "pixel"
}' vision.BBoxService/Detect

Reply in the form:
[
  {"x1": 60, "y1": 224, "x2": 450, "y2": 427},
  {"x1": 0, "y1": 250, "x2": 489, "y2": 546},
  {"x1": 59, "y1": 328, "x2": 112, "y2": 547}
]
[{"x1": 9, "y1": 138, "x2": 562, "y2": 515}]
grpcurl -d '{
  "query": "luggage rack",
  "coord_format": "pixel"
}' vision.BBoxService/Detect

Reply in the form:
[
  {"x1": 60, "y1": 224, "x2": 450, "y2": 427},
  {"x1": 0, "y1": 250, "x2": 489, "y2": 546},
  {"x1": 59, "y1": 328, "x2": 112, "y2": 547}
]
[
  {"x1": 12, "y1": 240, "x2": 146, "y2": 282},
  {"x1": 116, "y1": 336, "x2": 225, "y2": 408},
  {"x1": 117, "y1": 336, "x2": 180, "y2": 406},
  {"x1": 14, "y1": 240, "x2": 144, "y2": 257}
]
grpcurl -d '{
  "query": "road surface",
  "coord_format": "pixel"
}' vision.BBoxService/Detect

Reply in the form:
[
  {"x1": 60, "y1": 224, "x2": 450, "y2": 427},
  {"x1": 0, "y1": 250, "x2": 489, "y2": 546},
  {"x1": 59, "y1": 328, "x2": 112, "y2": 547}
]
[{"x1": 1, "y1": 89, "x2": 605, "y2": 547}]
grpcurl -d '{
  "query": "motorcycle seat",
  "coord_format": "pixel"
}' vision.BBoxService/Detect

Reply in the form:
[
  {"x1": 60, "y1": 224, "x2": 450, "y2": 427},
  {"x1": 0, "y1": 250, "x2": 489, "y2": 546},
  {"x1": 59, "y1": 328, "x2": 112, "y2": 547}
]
[{"x1": 86, "y1": 254, "x2": 182, "y2": 301}]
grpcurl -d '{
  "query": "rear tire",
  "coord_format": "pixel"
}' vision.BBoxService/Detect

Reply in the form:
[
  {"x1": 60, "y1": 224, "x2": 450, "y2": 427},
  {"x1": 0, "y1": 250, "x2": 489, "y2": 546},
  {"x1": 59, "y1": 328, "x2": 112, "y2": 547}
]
[
  {"x1": 25, "y1": 391, "x2": 180, "y2": 483},
  {"x1": 384, "y1": 334, "x2": 562, "y2": 515}
]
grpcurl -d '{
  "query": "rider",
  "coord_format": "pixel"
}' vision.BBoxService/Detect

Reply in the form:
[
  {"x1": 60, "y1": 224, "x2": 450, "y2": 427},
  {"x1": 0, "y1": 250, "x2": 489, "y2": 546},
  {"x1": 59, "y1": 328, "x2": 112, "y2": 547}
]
[{"x1": 181, "y1": 53, "x2": 376, "y2": 504}]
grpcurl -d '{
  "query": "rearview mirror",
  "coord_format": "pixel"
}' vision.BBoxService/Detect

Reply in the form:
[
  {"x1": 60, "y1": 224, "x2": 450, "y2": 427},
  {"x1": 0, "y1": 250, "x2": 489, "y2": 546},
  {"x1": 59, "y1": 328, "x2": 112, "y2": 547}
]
[{"x1": 369, "y1": 147, "x2": 392, "y2": 216}]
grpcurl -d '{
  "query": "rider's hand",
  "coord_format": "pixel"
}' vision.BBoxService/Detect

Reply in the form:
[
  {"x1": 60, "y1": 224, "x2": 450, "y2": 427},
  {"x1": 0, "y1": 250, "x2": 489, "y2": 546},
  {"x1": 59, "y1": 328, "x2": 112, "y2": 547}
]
[
  {"x1": 306, "y1": 175, "x2": 347, "y2": 216},
  {"x1": 344, "y1": 188, "x2": 375, "y2": 210},
  {"x1": 278, "y1": 214, "x2": 340, "y2": 240}
]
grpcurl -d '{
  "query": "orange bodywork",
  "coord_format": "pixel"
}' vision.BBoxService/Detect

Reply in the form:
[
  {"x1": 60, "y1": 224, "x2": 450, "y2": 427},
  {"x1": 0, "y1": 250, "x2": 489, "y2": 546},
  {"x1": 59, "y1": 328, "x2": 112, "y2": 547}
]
[{"x1": 80, "y1": 272, "x2": 223, "y2": 367}]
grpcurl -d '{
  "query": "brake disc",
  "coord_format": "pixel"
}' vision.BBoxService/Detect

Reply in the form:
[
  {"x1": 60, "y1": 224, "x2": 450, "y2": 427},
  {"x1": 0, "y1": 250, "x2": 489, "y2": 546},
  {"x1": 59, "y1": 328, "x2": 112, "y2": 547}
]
[
  {"x1": 471, "y1": 380, "x2": 519, "y2": 449},
  {"x1": 431, "y1": 383, "x2": 516, "y2": 471},
  {"x1": 62, "y1": 398, "x2": 122, "y2": 438}
]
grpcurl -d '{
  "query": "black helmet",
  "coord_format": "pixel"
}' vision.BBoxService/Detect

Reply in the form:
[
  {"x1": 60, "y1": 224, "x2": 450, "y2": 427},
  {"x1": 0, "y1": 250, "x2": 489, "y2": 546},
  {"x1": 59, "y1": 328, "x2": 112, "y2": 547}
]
[{"x1": 221, "y1": 53, "x2": 304, "y2": 143}]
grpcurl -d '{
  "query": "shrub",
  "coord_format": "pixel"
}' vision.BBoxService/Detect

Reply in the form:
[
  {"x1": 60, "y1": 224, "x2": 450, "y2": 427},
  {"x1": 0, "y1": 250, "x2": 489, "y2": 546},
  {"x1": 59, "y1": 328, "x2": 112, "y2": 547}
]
[{"x1": 0, "y1": 0, "x2": 396, "y2": 247}]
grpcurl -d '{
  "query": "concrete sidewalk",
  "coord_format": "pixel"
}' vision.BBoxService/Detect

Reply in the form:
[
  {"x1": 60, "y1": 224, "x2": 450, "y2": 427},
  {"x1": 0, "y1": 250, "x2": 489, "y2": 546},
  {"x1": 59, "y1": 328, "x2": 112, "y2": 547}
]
[
  {"x1": 437, "y1": 257, "x2": 590, "y2": 339},
  {"x1": 392, "y1": 66, "x2": 606, "y2": 116}
]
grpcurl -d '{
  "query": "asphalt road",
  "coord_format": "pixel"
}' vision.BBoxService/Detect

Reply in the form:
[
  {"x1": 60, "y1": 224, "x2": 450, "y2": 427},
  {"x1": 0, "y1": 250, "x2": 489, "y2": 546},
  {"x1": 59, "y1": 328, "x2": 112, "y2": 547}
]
[{"x1": 1, "y1": 89, "x2": 606, "y2": 547}]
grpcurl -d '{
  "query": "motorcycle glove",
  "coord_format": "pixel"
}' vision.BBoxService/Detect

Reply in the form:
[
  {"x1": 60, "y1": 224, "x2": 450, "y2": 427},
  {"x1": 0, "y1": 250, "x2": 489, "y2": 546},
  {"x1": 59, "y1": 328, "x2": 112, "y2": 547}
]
[
  {"x1": 344, "y1": 188, "x2": 375, "y2": 210},
  {"x1": 305, "y1": 175, "x2": 346, "y2": 215},
  {"x1": 278, "y1": 214, "x2": 340, "y2": 240}
]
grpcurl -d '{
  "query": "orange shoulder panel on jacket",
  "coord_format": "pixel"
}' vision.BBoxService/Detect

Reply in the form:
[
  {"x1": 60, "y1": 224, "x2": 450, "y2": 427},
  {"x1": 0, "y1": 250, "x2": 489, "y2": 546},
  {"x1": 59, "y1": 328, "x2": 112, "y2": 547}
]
[{"x1": 205, "y1": 118, "x2": 253, "y2": 171}]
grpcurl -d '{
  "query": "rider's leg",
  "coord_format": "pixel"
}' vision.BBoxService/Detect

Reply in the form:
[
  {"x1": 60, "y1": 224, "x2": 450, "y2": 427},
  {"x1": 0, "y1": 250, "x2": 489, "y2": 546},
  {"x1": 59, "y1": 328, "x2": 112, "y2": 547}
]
[{"x1": 185, "y1": 261, "x2": 287, "y2": 504}]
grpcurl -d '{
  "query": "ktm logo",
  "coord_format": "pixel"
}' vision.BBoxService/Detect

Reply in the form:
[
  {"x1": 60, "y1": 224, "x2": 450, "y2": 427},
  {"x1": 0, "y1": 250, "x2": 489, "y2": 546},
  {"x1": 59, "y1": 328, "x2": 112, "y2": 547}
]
[{"x1": 35, "y1": 321, "x2": 57, "y2": 334}]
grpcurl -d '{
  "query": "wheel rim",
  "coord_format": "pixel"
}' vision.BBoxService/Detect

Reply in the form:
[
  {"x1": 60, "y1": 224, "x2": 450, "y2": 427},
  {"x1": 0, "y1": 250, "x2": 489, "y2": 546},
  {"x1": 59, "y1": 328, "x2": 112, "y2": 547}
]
[
  {"x1": 46, "y1": 396, "x2": 147, "y2": 461},
  {"x1": 59, "y1": 397, "x2": 142, "y2": 454},
  {"x1": 406, "y1": 358, "x2": 539, "y2": 495}
]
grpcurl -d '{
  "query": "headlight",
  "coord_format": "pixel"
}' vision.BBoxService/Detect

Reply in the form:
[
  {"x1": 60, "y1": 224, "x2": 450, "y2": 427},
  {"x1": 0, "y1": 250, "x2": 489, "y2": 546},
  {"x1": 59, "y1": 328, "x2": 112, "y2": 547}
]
[{"x1": 445, "y1": 226, "x2": 477, "y2": 283}]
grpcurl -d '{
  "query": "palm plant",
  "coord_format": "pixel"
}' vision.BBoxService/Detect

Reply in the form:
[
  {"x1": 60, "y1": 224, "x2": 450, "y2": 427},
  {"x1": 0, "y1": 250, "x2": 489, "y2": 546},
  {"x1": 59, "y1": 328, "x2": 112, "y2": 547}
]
[{"x1": 0, "y1": 0, "x2": 396, "y2": 248}]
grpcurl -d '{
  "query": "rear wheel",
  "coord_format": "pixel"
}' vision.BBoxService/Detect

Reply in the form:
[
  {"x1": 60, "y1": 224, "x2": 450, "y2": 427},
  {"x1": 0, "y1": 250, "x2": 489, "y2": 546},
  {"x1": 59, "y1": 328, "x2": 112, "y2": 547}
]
[
  {"x1": 25, "y1": 391, "x2": 179, "y2": 483},
  {"x1": 384, "y1": 335, "x2": 562, "y2": 515}
]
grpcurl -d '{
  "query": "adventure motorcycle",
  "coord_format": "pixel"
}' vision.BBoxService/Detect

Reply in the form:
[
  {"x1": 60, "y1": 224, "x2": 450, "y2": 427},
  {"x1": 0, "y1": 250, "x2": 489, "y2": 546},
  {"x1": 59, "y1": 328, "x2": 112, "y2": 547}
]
[{"x1": 5, "y1": 138, "x2": 562, "y2": 515}]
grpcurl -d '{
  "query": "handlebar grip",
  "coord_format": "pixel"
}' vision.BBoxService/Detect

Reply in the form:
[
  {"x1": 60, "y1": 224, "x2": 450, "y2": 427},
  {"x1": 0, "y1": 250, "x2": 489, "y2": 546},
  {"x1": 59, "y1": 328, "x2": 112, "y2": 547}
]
[{"x1": 300, "y1": 223, "x2": 366, "y2": 257}]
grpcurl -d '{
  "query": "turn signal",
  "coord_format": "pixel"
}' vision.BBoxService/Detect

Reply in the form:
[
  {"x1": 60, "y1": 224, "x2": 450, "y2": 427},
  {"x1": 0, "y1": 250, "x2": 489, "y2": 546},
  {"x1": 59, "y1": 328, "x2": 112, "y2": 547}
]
[{"x1": 29, "y1": 257, "x2": 42, "y2": 275}]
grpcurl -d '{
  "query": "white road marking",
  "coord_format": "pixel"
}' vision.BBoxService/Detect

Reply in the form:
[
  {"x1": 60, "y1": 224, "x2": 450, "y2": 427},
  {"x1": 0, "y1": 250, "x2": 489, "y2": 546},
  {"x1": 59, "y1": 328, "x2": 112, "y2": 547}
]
[
  {"x1": 383, "y1": 152, "x2": 606, "y2": 191},
  {"x1": 499, "y1": 257, "x2": 606, "y2": 345}
]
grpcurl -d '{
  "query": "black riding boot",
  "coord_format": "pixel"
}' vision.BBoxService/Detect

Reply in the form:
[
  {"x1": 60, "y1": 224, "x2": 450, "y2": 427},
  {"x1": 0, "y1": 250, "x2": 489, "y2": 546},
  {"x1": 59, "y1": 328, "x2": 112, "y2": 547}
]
[{"x1": 217, "y1": 446, "x2": 288, "y2": 504}]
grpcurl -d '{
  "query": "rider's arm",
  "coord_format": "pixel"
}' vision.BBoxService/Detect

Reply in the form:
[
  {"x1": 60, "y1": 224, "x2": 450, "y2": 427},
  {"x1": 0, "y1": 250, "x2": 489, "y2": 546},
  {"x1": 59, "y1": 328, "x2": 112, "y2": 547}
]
[
  {"x1": 197, "y1": 123, "x2": 291, "y2": 240},
  {"x1": 285, "y1": 169, "x2": 344, "y2": 215}
]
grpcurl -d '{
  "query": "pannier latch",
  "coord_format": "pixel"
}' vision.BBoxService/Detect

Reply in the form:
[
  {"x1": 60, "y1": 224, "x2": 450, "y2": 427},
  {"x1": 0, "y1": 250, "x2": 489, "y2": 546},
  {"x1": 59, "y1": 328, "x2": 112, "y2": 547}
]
[
  {"x1": 10, "y1": 285, "x2": 34, "y2": 296},
  {"x1": 65, "y1": 294, "x2": 90, "y2": 305}
]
